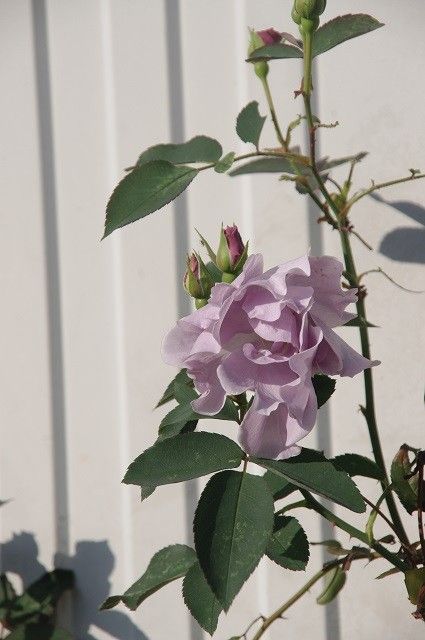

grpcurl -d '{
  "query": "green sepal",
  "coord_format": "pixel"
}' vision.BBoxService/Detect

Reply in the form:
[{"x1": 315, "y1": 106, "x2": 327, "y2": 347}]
[{"x1": 316, "y1": 566, "x2": 346, "y2": 605}]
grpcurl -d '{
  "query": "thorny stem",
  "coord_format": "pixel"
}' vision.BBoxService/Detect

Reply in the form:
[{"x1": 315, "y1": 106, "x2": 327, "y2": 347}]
[
  {"x1": 302, "y1": 492, "x2": 406, "y2": 571},
  {"x1": 261, "y1": 76, "x2": 287, "y2": 150},
  {"x1": 337, "y1": 227, "x2": 410, "y2": 546},
  {"x1": 346, "y1": 172, "x2": 425, "y2": 208},
  {"x1": 248, "y1": 553, "x2": 379, "y2": 640},
  {"x1": 300, "y1": 30, "x2": 410, "y2": 548},
  {"x1": 250, "y1": 565, "x2": 332, "y2": 640}
]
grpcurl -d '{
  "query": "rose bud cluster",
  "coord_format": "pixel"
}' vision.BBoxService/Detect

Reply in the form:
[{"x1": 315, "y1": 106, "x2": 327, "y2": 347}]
[
  {"x1": 248, "y1": 28, "x2": 282, "y2": 80},
  {"x1": 164, "y1": 252, "x2": 378, "y2": 460}
]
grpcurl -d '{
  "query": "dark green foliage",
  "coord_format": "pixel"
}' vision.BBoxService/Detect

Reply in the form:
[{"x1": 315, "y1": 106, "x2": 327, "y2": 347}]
[
  {"x1": 137, "y1": 136, "x2": 222, "y2": 166},
  {"x1": 267, "y1": 516, "x2": 309, "y2": 571},
  {"x1": 262, "y1": 471, "x2": 298, "y2": 501},
  {"x1": 101, "y1": 545, "x2": 197, "y2": 611},
  {"x1": 194, "y1": 471, "x2": 274, "y2": 610},
  {"x1": 183, "y1": 563, "x2": 222, "y2": 635},
  {"x1": 332, "y1": 453, "x2": 384, "y2": 481},
  {"x1": 104, "y1": 161, "x2": 197, "y2": 237},
  {"x1": 236, "y1": 102, "x2": 266, "y2": 148},
  {"x1": 0, "y1": 570, "x2": 73, "y2": 639},
  {"x1": 313, "y1": 14, "x2": 384, "y2": 57},
  {"x1": 253, "y1": 449, "x2": 365, "y2": 513},
  {"x1": 312, "y1": 374, "x2": 336, "y2": 408},
  {"x1": 123, "y1": 432, "x2": 244, "y2": 489}
]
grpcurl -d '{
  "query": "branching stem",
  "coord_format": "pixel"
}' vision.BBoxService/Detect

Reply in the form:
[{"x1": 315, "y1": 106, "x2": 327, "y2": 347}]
[
  {"x1": 300, "y1": 28, "x2": 410, "y2": 548},
  {"x1": 347, "y1": 173, "x2": 425, "y2": 208}
]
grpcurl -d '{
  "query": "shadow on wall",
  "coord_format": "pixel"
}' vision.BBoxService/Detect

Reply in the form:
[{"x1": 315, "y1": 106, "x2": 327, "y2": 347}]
[
  {"x1": 1, "y1": 533, "x2": 149, "y2": 640},
  {"x1": 373, "y1": 193, "x2": 425, "y2": 263}
]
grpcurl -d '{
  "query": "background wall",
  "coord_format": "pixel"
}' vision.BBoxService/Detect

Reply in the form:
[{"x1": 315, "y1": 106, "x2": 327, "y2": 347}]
[{"x1": 1, "y1": 1, "x2": 425, "y2": 638}]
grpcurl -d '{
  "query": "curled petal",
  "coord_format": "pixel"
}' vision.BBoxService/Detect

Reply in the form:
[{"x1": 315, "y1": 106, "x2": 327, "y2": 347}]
[
  {"x1": 316, "y1": 324, "x2": 379, "y2": 377},
  {"x1": 239, "y1": 402, "x2": 305, "y2": 460}
]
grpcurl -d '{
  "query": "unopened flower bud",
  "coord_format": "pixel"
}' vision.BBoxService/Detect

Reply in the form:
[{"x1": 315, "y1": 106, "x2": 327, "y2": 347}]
[
  {"x1": 216, "y1": 225, "x2": 247, "y2": 275},
  {"x1": 294, "y1": 0, "x2": 326, "y2": 20},
  {"x1": 248, "y1": 28, "x2": 281, "y2": 80},
  {"x1": 183, "y1": 252, "x2": 214, "y2": 303},
  {"x1": 257, "y1": 28, "x2": 282, "y2": 46}
]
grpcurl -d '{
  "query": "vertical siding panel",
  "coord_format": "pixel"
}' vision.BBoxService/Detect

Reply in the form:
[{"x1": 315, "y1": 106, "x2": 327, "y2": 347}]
[
  {"x1": 107, "y1": 0, "x2": 193, "y2": 637},
  {"x1": 318, "y1": 1, "x2": 425, "y2": 638},
  {"x1": 0, "y1": 0, "x2": 57, "y2": 582},
  {"x1": 45, "y1": 1, "x2": 140, "y2": 637}
]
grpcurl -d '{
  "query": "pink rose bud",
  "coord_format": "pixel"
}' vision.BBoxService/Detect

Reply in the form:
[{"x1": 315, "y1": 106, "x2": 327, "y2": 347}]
[
  {"x1": 256, "y1": 28, "x2": 282, "y2": 46},
  {"x1": 183, "y1": 252, "x2": 214, "y2": 305},
  {"x1": 216, "y1": 225, "x2": 247, "y2": 276}
]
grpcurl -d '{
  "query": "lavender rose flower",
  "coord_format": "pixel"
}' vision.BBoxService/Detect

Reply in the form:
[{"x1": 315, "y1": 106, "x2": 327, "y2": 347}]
[{"x1": 162, "y1": 253, "x2": 379, "y2": 460}]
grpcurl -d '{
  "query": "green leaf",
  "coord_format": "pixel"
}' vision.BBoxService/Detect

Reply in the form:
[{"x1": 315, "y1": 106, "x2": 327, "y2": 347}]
[
  {"x1": 10, "y1": 570, "x2": 74, "y2": 624},
  {"x1": 101, "y1": 545, "x2": 197, "y2": 611},
  {"x1": 183, "y1": 563, "x2": 222, "y2": 635},
  {"x1": 262, "y1": 470, "x2": 297, "y2": 501},
  {"x1": 0, "y1": 573, "x2": 17, "y2": 619},
  {"x1": 236, "y1": 102, "x2": 266, "y2": 148},
  {"x1": 104, "y1": 161, "x2": 197, "y2": 238},
  {"x1": 313, "y1": 14, "x2": 384, "y2": 58},
  {"x1": 332, "y1": 453, "x2": 384, "y2": 481},
  {"x1": 230, "y1": 156, "x2": 305, "y2": 177},
  {"x1": 123, "y1": 432, "x2": 244, "y2": 489},
  {"x1": 157, "y1": 396, "x2": 238, "y2": 442},
  {"x1": 405, "y1": 568, "x2": 425, "y2": 605},
  {"x1": 248, "y1": 43, "x2": 303, "y2": 61},
  {"x1": 266, "y1": 516, "x2": 309, "y2": 571},
  {"x1": 194, "y1": 471, "x2": 274, "y2": 610},
  {"x1": 155, "y1": 369, "x2": 192, "y2": 408},
  {"x1": 214, "y1": 152, "x2": 236, "y2": 174},
  {"x1": 316, "y1": 567, "x2": 346, "y2": 605},
  {"x1": 344, "y1": 316, "x2": 378, "y2": 328},
  {"x1": 6, "y1": 624, "x2": 72, "y2": 640},
  {"x1": 230, "y1": 157, "x2": 288, "y2": 176},
  {"x1": 137, "y1": 136, "x2": 222, "y2": 166},
  {"x1": 157, "y1": 409, "x2": 198, "y2": 442},
  {"x1": 100, "y1": 595, "x2": 122, "y2": 610},
  {"x1": 318, "y1": 152, "x2": 368, "y2": 171},
  {"x1": 253, "y1": 449, "x2": 365, "y2": 513},
  {"x1": 312, "y1": 375, "x2": 336, "y2": 408}
]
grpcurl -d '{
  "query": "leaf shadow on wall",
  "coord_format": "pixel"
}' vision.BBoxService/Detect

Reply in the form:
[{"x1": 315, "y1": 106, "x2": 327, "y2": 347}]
[
  {"x1": 1, "y1": 533, "x2": 149, "y2": 640},
  {"x1": 373, "y1": 193, "x2": 425, "y2": 264}
]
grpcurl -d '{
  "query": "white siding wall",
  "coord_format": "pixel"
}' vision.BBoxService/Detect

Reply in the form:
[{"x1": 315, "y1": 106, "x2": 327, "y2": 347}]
[{"x1": 1, "y1": 1, "x2": 424, "y2": 638}]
